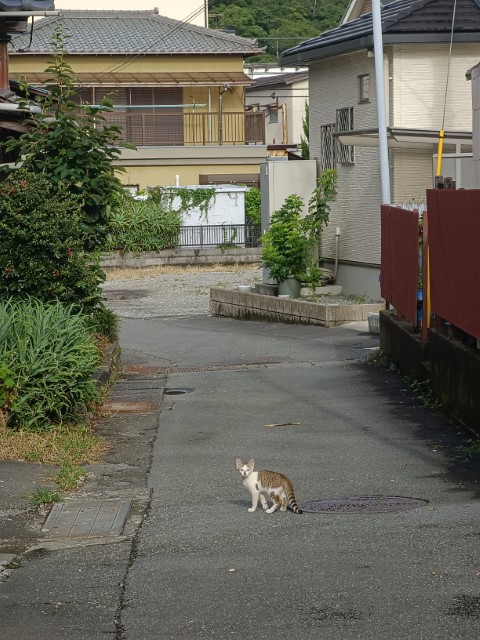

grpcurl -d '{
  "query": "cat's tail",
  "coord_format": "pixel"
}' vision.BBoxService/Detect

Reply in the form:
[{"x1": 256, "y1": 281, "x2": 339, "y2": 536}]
[{"x1": 286, "y1": 481, "x2": 303, "y2": 514}]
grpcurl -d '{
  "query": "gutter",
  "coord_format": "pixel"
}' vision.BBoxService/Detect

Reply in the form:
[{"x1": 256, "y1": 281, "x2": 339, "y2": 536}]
[{"x1": 0, "y1": 101, "x2": 40, "y2": 113}]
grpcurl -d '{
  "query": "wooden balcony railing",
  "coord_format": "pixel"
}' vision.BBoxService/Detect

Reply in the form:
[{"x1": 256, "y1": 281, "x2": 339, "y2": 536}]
[{"x1": 102, "y1": 111, "x2": 265, "y2": 147}]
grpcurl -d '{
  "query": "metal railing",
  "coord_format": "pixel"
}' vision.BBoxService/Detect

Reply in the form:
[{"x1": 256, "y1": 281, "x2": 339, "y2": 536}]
[
  {"x1": 176, "y1": 224, "x2": 261, "y2": 248},
  {"x1": 102, "y1": 111, "x2": 265, "y2": 146}
]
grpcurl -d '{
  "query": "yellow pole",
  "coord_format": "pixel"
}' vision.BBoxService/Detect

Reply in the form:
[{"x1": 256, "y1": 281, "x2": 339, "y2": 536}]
[
  {"x1": 427, "y1": 247, "x2": 431, "y2": 328},
  {"x1": 435, "y1": 129, "x2": 445, "y2": 179}
]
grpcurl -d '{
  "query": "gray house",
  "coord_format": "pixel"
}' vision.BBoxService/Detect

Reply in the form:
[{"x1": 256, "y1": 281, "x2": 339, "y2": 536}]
[{"x1": 282, "y1": 0, "x2": 480, "y2": 298}]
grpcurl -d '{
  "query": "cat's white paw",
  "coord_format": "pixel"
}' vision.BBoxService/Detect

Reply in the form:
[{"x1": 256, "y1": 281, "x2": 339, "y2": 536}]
[
  {"x1": 248, "y1": 507, "x2": 256, "y2": 512},
  {"x1": 266, "y1": 507, "x2": 275, "y2": 513}
]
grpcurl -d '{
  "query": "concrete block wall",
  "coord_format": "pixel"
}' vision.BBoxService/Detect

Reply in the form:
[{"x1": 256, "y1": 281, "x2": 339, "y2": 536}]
[{"x1": 101, "y1": 247, "x2": 261, "y2": 268}]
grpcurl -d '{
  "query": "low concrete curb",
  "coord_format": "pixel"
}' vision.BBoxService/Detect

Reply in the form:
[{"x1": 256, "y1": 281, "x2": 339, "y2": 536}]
[
  {"x1": 210, "y1": 287, "x2": 383, "y2": 327},
  {"x1": 93, "y1": 341, "x2": 121, "y2": 391}
]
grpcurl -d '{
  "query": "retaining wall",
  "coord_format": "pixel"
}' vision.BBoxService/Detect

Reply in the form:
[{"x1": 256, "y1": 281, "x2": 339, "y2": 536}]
[
  {"x1": 380, "y1": 310, "x2": 480, "y2": 428},
  {"x1": 101, "y1": 247, "x2": 261, "y2": 268},
  {"x1": 210, "y1": 287, "x2": 383, "y2": 327}
]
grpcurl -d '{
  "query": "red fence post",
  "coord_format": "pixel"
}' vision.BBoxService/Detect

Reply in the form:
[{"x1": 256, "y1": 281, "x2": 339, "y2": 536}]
[{"x1": 422, "y1": 211, "x2": 429, "y2": 342}]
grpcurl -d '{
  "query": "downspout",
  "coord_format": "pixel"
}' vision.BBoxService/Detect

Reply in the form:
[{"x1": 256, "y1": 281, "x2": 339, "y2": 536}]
[
  {"x1": 282, "y1": 103, "x2": 288, "y2": 144},
  {"x1": 219, "y1": 90, "x2": 224, "y2": 145}
]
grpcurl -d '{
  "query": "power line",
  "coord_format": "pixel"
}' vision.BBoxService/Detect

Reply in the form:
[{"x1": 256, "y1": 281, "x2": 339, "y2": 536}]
[{"x1": 95, "y1": 2, "x2": 210, "y2": 81}]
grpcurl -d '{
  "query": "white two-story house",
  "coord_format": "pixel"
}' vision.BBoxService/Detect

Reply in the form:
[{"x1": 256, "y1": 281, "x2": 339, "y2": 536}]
[{"x1": 282, "y1": 0, "x2": 480, "y2": 298}]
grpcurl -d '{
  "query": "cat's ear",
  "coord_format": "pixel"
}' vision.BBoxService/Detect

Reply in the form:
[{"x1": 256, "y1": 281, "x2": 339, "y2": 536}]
[
  {"x1": 248, "y1": 458, "x2": 254, "y2": 469},
  {"x1": 235, "y1": 458, "x2": 243, "y2": 469}
]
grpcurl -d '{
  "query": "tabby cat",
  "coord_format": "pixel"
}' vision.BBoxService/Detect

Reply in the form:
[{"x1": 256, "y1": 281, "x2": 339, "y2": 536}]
[{"x1": 236, "y1": 458, "x2": 303, "y2": 514}]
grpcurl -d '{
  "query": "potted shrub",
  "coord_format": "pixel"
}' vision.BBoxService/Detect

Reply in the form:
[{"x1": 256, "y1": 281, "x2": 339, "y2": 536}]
[{"x1": 261, "y1": 194, "x2": 313, "y2": 297}]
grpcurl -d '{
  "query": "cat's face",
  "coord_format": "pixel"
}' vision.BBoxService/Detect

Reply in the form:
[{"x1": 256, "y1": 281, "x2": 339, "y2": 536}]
[{"x1": 236, "y1": 458, "x2": 254, "y2": 478}]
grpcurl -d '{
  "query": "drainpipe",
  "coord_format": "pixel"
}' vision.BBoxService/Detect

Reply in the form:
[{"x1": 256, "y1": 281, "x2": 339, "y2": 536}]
[
  {"x1": 282, "y1": 103, "x2": 288, "y2": 144},
  {"x1": 372, "y1": 0, "x2": 391, "y2": 204}
]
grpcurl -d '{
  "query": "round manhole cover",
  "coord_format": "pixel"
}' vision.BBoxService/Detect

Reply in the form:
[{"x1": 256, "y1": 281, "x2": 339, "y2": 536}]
[{"x1": 298, "y1": 496, "x2": 428, "y2": 514}]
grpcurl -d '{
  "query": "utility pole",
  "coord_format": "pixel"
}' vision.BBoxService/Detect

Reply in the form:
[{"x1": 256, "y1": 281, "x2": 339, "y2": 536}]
[{"x1": 372, "y1": 0, "x2": 391, "y2": 204}]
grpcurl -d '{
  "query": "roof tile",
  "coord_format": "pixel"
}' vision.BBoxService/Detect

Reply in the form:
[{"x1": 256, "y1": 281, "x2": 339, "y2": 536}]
[{"x1": 9, "y1": 9, "x2": 263, "y2": 56}]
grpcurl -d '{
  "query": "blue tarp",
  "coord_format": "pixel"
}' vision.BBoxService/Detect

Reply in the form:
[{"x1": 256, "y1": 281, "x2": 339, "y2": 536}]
[{"x1": 0, "y1": 1, "x2": 55, "y2": 11}]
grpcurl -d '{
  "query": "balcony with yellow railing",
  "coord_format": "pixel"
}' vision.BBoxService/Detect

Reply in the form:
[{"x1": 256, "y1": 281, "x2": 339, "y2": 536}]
[{"x1": 102, "y1": 110, "x2": 265, "y2": 147}]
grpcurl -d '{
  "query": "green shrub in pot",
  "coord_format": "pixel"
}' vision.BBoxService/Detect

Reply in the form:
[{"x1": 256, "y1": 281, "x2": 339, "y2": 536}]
[{"x1": 261, "y1": 194, "x2": 314, "y2": 287}]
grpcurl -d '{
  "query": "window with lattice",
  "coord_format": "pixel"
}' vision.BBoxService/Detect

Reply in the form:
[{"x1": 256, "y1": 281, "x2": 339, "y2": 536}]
[
  {"x1": 336, "y1": 107, "x2": 355, "y2": 164},
  {"x1": 320, "y1": 123, "x2": 336, "y2": 171}
]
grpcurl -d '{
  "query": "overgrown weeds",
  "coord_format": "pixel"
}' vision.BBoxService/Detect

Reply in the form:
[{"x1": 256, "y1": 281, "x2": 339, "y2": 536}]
[
  {"x1": 0, "y1": 421, "x2": 106, "y2": 491},
  {"x1": 0, "y1": 298, "x2": 101, "y2": 430}
]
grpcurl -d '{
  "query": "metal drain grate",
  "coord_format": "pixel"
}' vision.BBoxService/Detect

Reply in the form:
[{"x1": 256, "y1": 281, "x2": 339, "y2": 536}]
[
  {"x1": 164, "y1": 363, "x2": 268, "y2": 374},
  {"x1": 123, "y1": 362, "x2": 276, "y2": 375},
  {"x1": 298, "y1": 496, "x2": 428, "y2": 514}
]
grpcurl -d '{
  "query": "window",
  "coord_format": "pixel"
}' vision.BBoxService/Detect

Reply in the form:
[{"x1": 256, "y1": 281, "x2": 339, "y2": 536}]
[
  {"x1": 320, "y1": 123, "x2": 336, "y2": 171},
  {"x1": 358, "y1": 74, "x2": 370, "y2": 103},
  {"x1": 336, "y1": 107, "x2": 355, "y2": 164},
  {"x1": 268, "y1": 108, "x2": 279, "y2": 124}
]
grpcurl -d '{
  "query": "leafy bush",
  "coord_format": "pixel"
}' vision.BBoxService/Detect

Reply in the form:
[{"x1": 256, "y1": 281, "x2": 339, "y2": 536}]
[
  {"x1": 0, "y1": 299, "x2": 101, "y2": 430},
  {"x1": 245, "y1": 186, "x2": 261, "y2": 225},
  {"x1": 108, "y1": 197, "x2": 181, "y2": 252},
  {"x1": 1, "y1": 29, "x2": 130, "y2": 249},
  {"x1": 0, "y1": 169, "x2": 105, "y2": 313}
]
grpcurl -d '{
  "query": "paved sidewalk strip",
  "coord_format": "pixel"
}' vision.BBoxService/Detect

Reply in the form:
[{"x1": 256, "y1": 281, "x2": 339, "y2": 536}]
[{"x1": 42, "y1": 499, "x2": 132, "y2": 540}]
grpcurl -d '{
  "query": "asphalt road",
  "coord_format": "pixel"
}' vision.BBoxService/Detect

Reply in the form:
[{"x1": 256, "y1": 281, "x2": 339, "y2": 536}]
[
  {"x1": 1, "y1": 295, "x2": 479, "y2": 639},
  {"x1": 119, "y1": 314, "x2": 480, "y2": 640}
]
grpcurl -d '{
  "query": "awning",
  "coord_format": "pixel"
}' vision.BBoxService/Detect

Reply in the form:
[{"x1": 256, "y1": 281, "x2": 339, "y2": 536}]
[
  {"x1": 335, "y1": 128, "x2": 472, "y2": 152},
  {"x1": 11, "y1": 71, "x2": 254, "y2": 88}
]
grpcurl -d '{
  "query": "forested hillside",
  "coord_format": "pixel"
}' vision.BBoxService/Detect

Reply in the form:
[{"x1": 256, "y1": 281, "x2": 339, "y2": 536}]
[{"x1": 209, "y1": 0, "x2": 351, "y2": 61}]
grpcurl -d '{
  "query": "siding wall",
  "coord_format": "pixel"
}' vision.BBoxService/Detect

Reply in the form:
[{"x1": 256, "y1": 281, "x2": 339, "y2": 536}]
[
  {"x1": 391, "y1": 44, "x2": 478, "y2": 130},
  {"x1": 309, "y1": 52, "x2": 383, "y2": 266},
  {"x1": 392, "y1": 149, "x2": 433, "y2": 204}
]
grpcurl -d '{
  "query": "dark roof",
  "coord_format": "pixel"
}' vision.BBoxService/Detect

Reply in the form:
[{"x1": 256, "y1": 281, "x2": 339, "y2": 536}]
[
  {"x1": 282, "y1": 0, "x2": 480, "y2": 65},
  {"x1": 9, "y1": 9, "x2": 263, "y2": 56},
  {"x1": 248, "y1": 72, "x2": 309, "y2": 90}
]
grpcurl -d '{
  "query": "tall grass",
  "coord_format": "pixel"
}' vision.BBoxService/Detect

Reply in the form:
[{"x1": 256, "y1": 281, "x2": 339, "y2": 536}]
[
  {"x1": 0, "y1": 299, "x2": 101, "y2": 430},
  {"x1": 108, "y1": 199, "x2": 181, "y2": 252}
]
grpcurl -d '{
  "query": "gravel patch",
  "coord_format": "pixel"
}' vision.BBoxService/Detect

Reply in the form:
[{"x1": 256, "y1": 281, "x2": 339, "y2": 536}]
[
  {"x1": 102, "y1": 267, "x2": 263, "y2": 318},
  {"x1": 102, "y1": 267, "x2": 381, "y2": 319}
]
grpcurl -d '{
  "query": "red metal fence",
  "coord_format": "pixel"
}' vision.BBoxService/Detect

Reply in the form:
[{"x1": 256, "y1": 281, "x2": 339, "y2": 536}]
[
  {"x1": 426, "y1": 189, "x2": 480, "y2": 340},
  {"x1": 381, "y1": 190, "x2": 480, "y2": 342},
  {"x1": 380, "y1": 205, "x2": 419, "y2": 326}
]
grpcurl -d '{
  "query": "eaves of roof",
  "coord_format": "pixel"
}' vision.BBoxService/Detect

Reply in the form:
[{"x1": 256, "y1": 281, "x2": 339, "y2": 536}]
[
  {"x1": 248, "y1": 72, "x2": 309, "y2": 90},
  {"x1": 282, "y1": 0, "x2": 480, "y2": 65}
]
